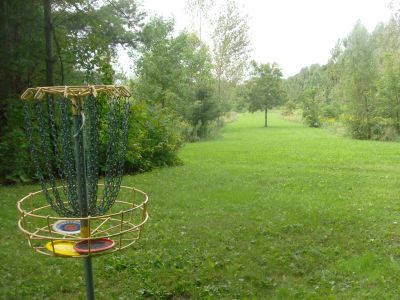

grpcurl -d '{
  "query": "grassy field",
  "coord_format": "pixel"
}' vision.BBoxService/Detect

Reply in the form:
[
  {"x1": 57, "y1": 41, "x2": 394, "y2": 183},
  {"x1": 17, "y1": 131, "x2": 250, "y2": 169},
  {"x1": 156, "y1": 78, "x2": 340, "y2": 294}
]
[{"x1": 2, "y1": 111, "x2": 400, "y2": 299}]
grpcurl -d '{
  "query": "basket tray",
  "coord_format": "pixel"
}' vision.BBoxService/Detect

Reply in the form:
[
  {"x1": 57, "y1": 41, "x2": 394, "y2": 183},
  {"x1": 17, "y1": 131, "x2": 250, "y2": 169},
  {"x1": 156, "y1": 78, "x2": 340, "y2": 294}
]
[{"x1": 17, "y1": 185, "x2": 148, "y2": 258}]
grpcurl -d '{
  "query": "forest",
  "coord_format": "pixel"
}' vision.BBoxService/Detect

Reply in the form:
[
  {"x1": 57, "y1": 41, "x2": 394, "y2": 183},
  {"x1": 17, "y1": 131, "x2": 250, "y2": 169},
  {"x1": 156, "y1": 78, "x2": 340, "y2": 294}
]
[{"x1": 285, "y1": 19, "x2": 400, "y2": 140}]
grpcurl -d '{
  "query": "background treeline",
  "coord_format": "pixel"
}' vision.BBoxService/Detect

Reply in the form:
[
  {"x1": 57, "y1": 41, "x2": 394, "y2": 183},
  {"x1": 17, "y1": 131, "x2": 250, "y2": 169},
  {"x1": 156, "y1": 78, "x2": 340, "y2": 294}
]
[
  {"x1": 0, "y1": 0, "x2": 251, "y2": 183},
  {"x1": 285, "y1": 18, "x2": 400, "y2": 141}
]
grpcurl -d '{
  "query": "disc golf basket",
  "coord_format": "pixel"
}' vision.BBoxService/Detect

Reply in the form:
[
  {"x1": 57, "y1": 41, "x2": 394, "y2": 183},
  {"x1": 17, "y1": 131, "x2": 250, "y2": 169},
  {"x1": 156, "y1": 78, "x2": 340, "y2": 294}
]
[{"x1": 17, "y1": 85, "x2": 149, "y2": 300}]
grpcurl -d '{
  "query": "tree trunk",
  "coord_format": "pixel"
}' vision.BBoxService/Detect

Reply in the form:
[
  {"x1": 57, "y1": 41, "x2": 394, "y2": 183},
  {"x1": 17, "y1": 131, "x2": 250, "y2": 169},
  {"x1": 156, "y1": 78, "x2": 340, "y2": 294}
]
[
  {"x1": 363, "y1": 95, "x2": 371, "y2": 139},
  {"x1": 43, "y1": 0, "x2": 53, "y2": 86},
  {"x1": 396, "y1": 95, "x2": 400, "y2": 132},
  {"x1": 53, "y1": 30, "x2": 64, "y2": 84},
  {"x1": 264, "y1": 108, "x2": 268, "y2": 127},
  {"x1": 0, "y1": 0, "x2": 10, "y2": 137},
  {"x1": 218, "y1": 75, "x2": 221, "y2": 102}
]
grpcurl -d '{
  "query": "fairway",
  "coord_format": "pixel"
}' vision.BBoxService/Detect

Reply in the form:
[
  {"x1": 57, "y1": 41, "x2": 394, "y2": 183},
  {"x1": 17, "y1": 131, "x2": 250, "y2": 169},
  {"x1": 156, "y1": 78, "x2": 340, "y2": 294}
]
[{"x1": 2, "y1": 111, "x2": 400, "y2": 299}]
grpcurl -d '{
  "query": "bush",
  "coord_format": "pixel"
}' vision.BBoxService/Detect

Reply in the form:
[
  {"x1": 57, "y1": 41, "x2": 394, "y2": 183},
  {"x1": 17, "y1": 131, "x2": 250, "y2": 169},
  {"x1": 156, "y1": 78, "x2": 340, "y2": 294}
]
[
  {"x1": 344, "y1": 116, "x2": 399, "y2": 141},
  {"x1": 301, "y1": 89, "x2": 322, "y2": 128},
  {"x1": 0, "y1": 98, "x2": 187, "y2": 183},
  {"x1": 0, "y1": 99, "x2": 33, "y2": 184},
  {"x1": 186, "y1": 87, "x2": 222, "y2": 140},
  {"x1": 302, "y1": 102, "x2": 321, "y2": 128},
  {"x1": 281, "y1": 100, "x2": 296, "y2": 116},
  {"x1": 322, "y1": 102, "x2": 341, "y2": 119},
  {"x1": 125, "y1": 101, "x2": 186, "y2": 173}
]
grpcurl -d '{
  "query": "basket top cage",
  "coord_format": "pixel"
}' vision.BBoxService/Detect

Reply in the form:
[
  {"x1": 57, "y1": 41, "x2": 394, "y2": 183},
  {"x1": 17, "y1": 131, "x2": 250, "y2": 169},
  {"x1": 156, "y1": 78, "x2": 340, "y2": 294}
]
[
  {"x1": 21, "y1": 84, "x2": 132, "y2": 218},
  {"x1": 21, "y1": 85, "x2": 131, "y2": 100}
]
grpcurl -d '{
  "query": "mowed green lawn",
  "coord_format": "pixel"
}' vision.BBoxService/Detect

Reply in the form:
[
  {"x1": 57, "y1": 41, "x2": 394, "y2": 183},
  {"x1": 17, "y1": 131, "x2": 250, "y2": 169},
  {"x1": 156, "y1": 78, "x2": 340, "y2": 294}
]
[{"x1": 2, "y1": 111, "x2": 400, "y2": 299}]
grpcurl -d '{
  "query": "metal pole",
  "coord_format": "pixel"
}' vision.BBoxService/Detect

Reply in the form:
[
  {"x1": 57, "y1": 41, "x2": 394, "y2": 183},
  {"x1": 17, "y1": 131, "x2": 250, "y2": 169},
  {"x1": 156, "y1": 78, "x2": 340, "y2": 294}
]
[{"x1": 72, "y1": 97, "x2": 95, "y2": 300}]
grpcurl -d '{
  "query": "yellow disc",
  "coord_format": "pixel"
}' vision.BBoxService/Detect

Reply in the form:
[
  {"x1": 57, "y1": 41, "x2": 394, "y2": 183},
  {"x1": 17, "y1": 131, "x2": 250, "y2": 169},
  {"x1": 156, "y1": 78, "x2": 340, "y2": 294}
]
[{"x1": 45, "y1": 240, "x2": 80, "y2": 257}]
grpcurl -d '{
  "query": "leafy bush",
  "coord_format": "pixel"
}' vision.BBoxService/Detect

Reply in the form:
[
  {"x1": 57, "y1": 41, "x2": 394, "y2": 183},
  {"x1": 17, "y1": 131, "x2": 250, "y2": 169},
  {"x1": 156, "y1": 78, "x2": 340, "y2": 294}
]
[
  {"x1": 300, "y1": 88, "x2": 322, "y2": 128},
  {"x1": 125, "y1": 100, "x2": 186, "y2": 173},
  {"x1": 322, "y1": 102, "x2": 341, "y2": 119},
  {"x1": 281, "y1": 100, "x2": 296, "y2": 116},
  {"x1": 0, "y1": 99, "x2": 33, "y2": 184},
  {"x1": 345, "y1": 116, "x2": 372, "y2": 139},
  {"x1": 344, "y1": 116, "x2": 398, "y2": 140},
  {"x1": 0, "y1": 98, "x2": 186, "y2": 183}
]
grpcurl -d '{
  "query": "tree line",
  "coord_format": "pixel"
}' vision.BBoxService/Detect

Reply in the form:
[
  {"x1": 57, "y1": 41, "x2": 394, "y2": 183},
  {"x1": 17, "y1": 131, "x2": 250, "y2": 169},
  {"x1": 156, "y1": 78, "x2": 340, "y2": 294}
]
[{"x1": 285, "y1": 17, "x2": 400, "y2": 141}]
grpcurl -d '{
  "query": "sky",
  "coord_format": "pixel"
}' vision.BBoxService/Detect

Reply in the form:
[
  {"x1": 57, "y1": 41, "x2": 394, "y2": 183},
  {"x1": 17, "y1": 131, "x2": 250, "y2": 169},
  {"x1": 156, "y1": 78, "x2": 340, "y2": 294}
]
[{"x1": 119, "y1": 0, "x2": 394, "y2": 78}]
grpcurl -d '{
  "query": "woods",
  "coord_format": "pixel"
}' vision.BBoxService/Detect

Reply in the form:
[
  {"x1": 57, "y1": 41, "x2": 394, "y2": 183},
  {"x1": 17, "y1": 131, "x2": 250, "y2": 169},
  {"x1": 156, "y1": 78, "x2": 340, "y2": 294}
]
[
  {"x1": 0, "y1": 0, "x2": 252, "y2": 183},
  {"x1": 285, "y1": 17, "x2": 400, "y2": 140}
]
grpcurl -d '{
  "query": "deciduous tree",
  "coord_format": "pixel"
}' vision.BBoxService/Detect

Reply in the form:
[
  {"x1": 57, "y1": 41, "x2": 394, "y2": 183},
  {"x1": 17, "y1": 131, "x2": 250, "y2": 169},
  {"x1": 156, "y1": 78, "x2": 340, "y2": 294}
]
[{"x1": 246, "y1": 62, "x2": 285, "y2": 127}]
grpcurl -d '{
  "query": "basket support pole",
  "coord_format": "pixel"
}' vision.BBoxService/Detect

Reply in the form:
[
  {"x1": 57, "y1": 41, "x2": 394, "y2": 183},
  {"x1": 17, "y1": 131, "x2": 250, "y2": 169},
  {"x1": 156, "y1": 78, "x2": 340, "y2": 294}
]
[{"x1": 72, "y1": 97, "x2": 95, "y2": 300}]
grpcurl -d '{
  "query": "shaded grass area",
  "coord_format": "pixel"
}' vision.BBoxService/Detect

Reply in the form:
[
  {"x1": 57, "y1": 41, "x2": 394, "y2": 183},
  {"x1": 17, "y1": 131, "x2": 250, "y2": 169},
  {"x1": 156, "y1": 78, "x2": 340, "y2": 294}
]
[{"x1": 2, "y1": 111, "x2": 400, "y2": 299}]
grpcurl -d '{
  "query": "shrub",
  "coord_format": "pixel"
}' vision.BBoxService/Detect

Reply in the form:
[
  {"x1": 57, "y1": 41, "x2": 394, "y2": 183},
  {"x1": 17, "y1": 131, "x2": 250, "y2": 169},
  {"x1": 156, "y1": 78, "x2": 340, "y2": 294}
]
[
  {"x1": 322, "y1": 102, "x2": 341, "y2": 119},
  {"x1": 0, "y1": 98, "x2": 186, "y2": 183},
  {"x1": 125, "y1": 101, "x2": 186, "y2": 173},
  {"x1": 281, "y1": 100, "x2": 296, "y2": 116},
  {"x1": 301, "y1": 88, "x2": 322, "y2": 128},
  {"x1": 0, "y1": 99, "x2": 33, "y2": 184}
]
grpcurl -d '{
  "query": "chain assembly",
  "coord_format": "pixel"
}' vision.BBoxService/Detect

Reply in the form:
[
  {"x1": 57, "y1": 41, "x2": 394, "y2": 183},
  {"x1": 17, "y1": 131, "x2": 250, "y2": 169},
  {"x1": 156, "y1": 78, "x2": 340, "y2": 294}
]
[{"x1": 22, "y1": 86, "x2": 131, "y2": 217}]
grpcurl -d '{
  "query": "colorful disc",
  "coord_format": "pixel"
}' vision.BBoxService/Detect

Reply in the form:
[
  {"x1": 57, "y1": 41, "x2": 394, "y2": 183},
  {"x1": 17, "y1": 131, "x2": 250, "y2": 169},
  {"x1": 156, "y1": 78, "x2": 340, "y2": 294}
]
[
  {"x1": 52, "y1": 220, "x2": 81, "y2": 234},
  {"x1": 74, "y1": 238, "x2": 115, "y2": 254},
  {"x1": 45, "y1": 240, "x2": 80, "y2": 257}
]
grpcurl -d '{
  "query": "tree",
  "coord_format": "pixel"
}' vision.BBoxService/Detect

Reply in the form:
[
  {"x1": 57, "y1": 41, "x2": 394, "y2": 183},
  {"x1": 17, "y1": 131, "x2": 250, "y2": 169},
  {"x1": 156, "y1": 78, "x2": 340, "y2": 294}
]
[
  {"x1": 301, "y1": 88, "x2": 322, "y2": 127},
  {"x1": 185, "y1": 0, "x2": 214, "y2": 41},
  {"x1": 0, "y1": 0, "x2": 146, "y2": 182},
  {"x1": 212, "y1": 0, "x2": 251, "y2": 104},
  {"x1": 376, "y1": 52, "x2": 400, "y2": 130},
  {"x1": 52, "y1": 0, "x2": 145, "y2": 83},
  {"x1": 43, "y1": 0, "x2": 54, "y2": 86},
  {"x1": 133, "y1": 17, "x2": 221, "y2": 139},
  {"x1": 341, "y1": 21, "x2": 377, "y2": 139},
  {"x1": 246, "y1": 62, "x2": 286, "y2": 127}
]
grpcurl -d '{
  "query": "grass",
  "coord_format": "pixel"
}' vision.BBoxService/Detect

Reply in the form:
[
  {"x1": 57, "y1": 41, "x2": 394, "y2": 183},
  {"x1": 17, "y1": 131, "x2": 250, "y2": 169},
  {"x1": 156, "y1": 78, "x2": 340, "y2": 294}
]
[{"x1": 2, "y1": 111, "x2": 400, "y2": 299}]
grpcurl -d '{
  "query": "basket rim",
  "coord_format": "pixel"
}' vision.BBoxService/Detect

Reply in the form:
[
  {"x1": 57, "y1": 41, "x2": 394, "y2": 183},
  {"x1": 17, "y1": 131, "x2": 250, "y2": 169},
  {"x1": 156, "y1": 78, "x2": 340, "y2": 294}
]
[
  {"x1": 17, "y1": 184, "x2": 149, "y2": 258},
  {"x1": 17, "y1": 184, "x2": 148, "y2": 220},
  {"x1": 21, "y1": 85, "x2": 131, "y2": 100}
]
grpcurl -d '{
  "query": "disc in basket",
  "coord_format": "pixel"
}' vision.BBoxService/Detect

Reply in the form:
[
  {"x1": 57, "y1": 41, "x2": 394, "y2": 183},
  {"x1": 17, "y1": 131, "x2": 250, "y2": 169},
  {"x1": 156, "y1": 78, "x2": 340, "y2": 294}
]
[
  {"x1": 52, "y1": 220, "x2": 81, "y2": 234},
  {"x1": 45, "y1": 240, "x2": 80, "y2": 257},
  {"x1": 74, "y1": 238, "x2": 115, "y2": 254}
]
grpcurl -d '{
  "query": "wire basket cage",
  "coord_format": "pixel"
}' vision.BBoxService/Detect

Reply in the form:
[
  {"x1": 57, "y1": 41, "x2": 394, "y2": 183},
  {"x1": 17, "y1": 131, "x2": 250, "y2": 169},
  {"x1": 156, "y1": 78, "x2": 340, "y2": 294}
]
[
  {"x1": 18, "y1": 85, "x2": 150, "y2": 299},
  {"x1": 21, "y1": 85, "x2": 132, "y2": 217},
  {"x1": 17, "y1": 184, "x2": 148, "y2": 258}
]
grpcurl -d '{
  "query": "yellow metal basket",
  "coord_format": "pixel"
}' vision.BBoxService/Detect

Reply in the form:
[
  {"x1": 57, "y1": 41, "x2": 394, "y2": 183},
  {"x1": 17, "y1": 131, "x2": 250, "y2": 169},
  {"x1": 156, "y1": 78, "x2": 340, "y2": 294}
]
[{"x1": 17, "y1": 184, "x2": 148, "y2": 258}]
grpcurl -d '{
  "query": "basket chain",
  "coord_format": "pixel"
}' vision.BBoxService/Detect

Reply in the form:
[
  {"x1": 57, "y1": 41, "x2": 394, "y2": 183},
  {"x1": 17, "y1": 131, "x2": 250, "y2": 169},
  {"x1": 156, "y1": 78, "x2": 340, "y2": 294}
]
[{"x1": 23, "y1": 93, "x2": 131, "y2": 217}]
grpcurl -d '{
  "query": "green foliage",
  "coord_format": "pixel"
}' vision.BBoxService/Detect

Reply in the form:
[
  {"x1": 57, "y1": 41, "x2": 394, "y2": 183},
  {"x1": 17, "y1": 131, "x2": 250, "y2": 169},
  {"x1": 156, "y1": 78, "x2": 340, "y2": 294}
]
[
  {"x1": 133, "y1": 17, "x2": 221, "y2": 139},
  {"x1": 281, "y1": 100, "x2": 296, "y2": 116},
  {"x1": 301, "y1": 88, "x2": 322, "y2": 128},
  {"x1": 245, "y1": 61, "x2": 286, "y2": 126},
  {"x1": 0, "y1": 99, "x2": 32, "y2": 184},
  {"x1": 53, "y1": 0, "x2": 145, "y2": 83},
  {"x1": 322, "y1": 102, "x2": 341, "y2": 119},
  {"x1": 0, "y1": 0, "x2": 148, "y2": 182},
  {"x1": 376, "y1": 51, "x2": 400, "y2": 131},
  {"x1": 212, "y1": 0, "x2": 251, "y2": 104},
  {"x1": 125, "y1": 101, "x2": 186, "y2": 172},
  {"x1": 284, "y1": 19, "x2": 400, "y2": 141},
  {"x1": 341, "y1": 21, "x2": 377, "y2": 139}
]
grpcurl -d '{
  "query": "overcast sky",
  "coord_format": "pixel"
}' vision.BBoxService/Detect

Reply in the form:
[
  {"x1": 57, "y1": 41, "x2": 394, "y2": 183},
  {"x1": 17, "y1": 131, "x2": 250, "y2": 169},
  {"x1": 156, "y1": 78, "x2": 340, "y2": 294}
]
[{"x1": 119, "y1": 0, "x2": 394, "y2": 78}]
